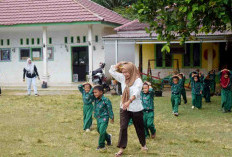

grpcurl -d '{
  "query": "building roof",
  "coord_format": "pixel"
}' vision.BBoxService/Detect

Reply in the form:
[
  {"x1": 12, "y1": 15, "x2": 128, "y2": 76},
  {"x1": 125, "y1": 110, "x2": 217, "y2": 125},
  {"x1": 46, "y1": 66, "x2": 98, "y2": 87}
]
[
  {"x1": 104, "y1": 19, "x2": 232, "y2": 39},
  {"x1": 115, "y1": 19, "x2": 149, "y2": 32},
  {"x1": 0, "y1": 0, "x2": 130, "y2": 26}
]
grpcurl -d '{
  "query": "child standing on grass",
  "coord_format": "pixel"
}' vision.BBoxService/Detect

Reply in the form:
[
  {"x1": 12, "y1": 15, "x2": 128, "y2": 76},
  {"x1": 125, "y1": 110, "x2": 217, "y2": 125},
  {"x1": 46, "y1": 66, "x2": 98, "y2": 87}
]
[
  {"x1": 178, "y1": 73, "x2": 187, "y2": 104},
  {"x1": 169, "y1": 75, "x2": 183, "y2": 116},
  {"x1": 93, "y1": 85, "x2": 114, "y2": 150},
  {"x1": 219, "y1": 69, "x2": 232, "y2": 113},
  {"x1": 78, "y1": 83, "x2": 94, "y2": 132},
  {"x1": 190, "y1": 73, "x2": 203, "y2": 109},
  {"x1": 203, "y1": 75, "x2": 211, "y2": 103},
  {"x1": 209, "y1": 70, "x2": 216, "y2": 95},
  {"x1": 141, "y1": 82, "x2": 156, "y2": 138}
]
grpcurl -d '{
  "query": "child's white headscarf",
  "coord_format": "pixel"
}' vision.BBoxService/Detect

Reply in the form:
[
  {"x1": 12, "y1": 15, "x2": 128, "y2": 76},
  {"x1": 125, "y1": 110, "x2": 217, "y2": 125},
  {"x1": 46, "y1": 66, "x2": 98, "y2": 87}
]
[{"x1": 25, "y1": 58, "x2": 35, "y2": 74}]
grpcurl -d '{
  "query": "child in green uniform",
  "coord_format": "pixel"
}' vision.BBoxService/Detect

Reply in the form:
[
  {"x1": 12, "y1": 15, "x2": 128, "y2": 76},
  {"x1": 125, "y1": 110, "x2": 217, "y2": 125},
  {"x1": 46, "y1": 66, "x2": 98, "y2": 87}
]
[
  {"x1": 203, "y1": 75, "x2": 211, "y2": 103},
  {"x1": 219, "y1": 69, "x2": 232, "y2": 113},
  {"x1": 209, "y1": 70, "x2": 216, "y2": 95},
  {"x1": 93, "y1": 85, "x2": 114, "y2": 150},
  {"x1": 78, "y1": 83, "x2": 94, "y2": 132},
  {"x1": 178, "y1": 73, "x2": 187, "y2": 104},
  {"x1": 169, "y1": 75, "x2": 183, "y2": 116},
  {"x1": 141, "y1": 82, "x2": 156, "y2": 138},
  {"x1": 190, "y1": 73, "x2": 203, "y2": 109}
]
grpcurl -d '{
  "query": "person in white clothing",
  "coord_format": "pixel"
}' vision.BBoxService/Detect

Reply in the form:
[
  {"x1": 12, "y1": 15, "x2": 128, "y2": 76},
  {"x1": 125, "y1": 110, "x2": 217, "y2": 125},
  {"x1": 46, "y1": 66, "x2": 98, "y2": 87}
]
[
  {"x1": 23, "y1": 58, "x2": 40, "y2": 96},
  {"x1": 109, "y1": 62, "x2": 148, "y2": 157}
]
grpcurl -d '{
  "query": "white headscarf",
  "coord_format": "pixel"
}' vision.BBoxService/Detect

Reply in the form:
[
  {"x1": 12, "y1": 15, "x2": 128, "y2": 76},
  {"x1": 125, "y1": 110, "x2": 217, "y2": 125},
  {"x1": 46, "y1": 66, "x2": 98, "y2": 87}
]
[{"x1": 25, "y1": 58, "x2": 35, "y2": 74}]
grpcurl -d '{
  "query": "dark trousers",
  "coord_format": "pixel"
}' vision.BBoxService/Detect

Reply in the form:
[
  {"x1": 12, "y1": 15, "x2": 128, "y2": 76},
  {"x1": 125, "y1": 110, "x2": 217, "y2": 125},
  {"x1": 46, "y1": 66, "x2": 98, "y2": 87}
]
[
  {"x1": 117, "y1": 109, "x2": 146, "y2": 149},
  {"x1": 0, "y1": 87, "x2": 1, "y2": 95}
]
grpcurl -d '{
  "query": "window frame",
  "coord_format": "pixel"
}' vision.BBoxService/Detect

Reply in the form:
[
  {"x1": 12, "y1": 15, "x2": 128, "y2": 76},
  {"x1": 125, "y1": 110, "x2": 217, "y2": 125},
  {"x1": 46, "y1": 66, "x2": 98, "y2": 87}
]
[
  {"x1": 0, "y1": 48, "x2": 11, "y2": 62},
  {"x1": 155, "y1": 44, "x2": 173, "y2": 69},
  {"x1": 19, "y1": 47, "x2": 31, "y2": 61},
  {"x1": 31, "y1": 47, "x2": 43, "y2": 61}
]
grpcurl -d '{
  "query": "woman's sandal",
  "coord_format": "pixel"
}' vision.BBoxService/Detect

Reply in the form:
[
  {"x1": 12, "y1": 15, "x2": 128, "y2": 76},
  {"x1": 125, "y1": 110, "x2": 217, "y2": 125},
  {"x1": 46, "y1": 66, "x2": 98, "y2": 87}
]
[{"x1": 115, "y1": 151, "x2": 123, "y2": 157}]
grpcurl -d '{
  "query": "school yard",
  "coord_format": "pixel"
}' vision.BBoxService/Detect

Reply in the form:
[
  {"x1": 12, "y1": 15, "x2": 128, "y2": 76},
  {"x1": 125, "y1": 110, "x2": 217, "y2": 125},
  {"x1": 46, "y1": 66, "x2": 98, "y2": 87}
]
[{"x1": 0, "y1": 90, "x2": 232, "y2": 157}]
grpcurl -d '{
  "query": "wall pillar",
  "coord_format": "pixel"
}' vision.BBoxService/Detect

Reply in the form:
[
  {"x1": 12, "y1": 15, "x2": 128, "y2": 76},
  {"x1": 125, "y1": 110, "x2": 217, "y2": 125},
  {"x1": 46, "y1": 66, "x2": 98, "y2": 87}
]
[
  {"x1": 42, "y1": 26, "x2": 49, "y2": 85},
  {"x1": 208, "y1": 43, "x2": 213, "y2": 71},
  {"x1": 88, "y1": 25, "x2": 93, "y2": 83}
]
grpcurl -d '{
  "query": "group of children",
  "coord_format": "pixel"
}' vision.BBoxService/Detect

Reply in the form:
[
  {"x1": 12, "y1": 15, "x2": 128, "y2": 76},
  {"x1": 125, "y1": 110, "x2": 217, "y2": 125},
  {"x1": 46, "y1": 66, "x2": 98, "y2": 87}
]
[
  {"x1": 78, "y1": 81, "x2": 157, "y2": 149},
  {"x1": 169, "y1": 69, "x2": 232, "y2": 116}
]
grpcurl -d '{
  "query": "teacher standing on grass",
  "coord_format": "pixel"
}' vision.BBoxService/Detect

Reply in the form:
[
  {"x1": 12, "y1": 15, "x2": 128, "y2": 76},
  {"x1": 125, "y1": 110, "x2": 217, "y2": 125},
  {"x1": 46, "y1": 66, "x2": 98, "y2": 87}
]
[
  {"x1": 23, "y1": 58, "x2": 40, "y2": 96},
  {"x1": 109, "y1": 62, "x2": 147, "y2": 157}
]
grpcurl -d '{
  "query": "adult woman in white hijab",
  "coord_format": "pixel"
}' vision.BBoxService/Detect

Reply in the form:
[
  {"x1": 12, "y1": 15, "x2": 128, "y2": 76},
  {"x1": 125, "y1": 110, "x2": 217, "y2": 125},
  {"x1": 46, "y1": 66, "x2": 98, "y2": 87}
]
[{"x1": 23, "y1": 58, "x2": 40, "y2": 96}]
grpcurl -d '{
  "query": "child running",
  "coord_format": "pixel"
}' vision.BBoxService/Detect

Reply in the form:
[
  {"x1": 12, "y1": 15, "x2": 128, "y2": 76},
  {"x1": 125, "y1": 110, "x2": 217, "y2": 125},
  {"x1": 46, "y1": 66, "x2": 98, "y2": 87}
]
[
  {"x1": 190, "y1": 73, "x2": 203, "y2": 109},
  {"x1": 93, "y1": 85, "x2": 114, "y2": 150},
  {"x1": 178, "y1": 73, "x2": 187, "y2": 104},
  {"x1": 219, "y1": 69, "x2": 232, "y2": 113},
  {"x1": 78, "y1": 83, "x2": 94, "y2": 132},
  {"x1": 169, "y1": 75, "x2": 183, "y2": 116},
  {"x1": 141, "y1": 82, "x2": 156, "y2": 138}
]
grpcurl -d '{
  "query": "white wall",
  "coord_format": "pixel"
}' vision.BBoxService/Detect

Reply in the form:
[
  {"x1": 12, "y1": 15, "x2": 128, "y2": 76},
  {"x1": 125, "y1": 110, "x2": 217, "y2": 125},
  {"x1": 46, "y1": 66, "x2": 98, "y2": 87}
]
[{"x1": 0, "y1": 24, "x2": 115, "y2": 84}]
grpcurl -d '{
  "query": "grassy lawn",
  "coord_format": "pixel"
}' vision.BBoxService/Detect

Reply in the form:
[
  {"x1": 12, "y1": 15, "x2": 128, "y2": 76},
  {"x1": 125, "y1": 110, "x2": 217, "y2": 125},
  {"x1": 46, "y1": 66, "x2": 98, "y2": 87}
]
[{"x1": 0, "y1": 90, "x2": 232, "y2": 157}]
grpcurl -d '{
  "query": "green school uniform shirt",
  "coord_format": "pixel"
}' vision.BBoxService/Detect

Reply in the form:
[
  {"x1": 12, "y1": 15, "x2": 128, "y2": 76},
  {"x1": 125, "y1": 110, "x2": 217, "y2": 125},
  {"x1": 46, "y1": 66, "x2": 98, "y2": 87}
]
[
  {"x1": 190, "y1": 77, "x2": 203, "y2": 95},
  {"x1": 94, "y1": 95, "x2": 114, "y2": 123},
  {"x1": 169, "y1": 77, "x2": 183, "y2": 94},
  {"x1": 78, "y1": 85, "x2": 94, "y2": 105},
  {"x1": 141, "y1": 88, "x2": 155, "y2": 111}
]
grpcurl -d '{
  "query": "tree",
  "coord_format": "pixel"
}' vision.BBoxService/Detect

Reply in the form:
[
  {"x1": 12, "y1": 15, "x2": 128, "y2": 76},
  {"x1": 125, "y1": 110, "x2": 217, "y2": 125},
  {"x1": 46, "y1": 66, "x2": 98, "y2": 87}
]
[
  {"x1": 92, "y1": 0, "x2": 137, "y2": 10},
  {"x1": 133, "y1": 0, "x2": 232, "y2": 52}
]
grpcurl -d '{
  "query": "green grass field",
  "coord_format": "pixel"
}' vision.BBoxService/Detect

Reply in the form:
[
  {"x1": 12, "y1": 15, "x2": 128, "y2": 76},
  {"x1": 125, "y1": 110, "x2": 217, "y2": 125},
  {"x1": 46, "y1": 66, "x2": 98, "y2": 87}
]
[{"x1": 0, "y1": 90, "x2": 232, "y2": 157}]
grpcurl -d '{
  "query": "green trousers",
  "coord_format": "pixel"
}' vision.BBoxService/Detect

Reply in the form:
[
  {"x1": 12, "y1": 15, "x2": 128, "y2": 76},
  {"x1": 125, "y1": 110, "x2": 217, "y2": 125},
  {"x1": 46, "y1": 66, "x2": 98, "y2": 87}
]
[
  {"x1": 143, "y1": 111, "x2": 156, "y2": 138},
  {"x1": 97, "y1": 121, "x2": 110, "y2": 147},
  {"x1": 203, "y1": 88, "x2": 211, "y2": 102},
  {"x1": 221, "y1": 89, "x2": 232, "y2": 112},
  {"x1": 181, "y1": 88, "x2": 187, "y2": 104},
  {"x1": 210, "y1": 81, "x2": 216, "y2": 95},
  {"x1": 171, "y1": 94, "x2": 181, "y2": 113},
  {"x1": 83, "y1": 104, "x2": 93, "y2": 130},
  {"x1": 192, "y1": 94, "x2": 202, "y2": 109}
]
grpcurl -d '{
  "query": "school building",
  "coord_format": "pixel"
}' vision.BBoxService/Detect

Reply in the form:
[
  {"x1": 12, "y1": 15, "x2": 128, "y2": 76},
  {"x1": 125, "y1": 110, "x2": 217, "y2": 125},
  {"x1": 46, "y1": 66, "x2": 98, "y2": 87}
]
[
  {"x1": 103, "y1": 20, "x2": 232, "y2": 79},
  {"x1": 0, "y1": 0, "x2": 129, "y2": 85}
]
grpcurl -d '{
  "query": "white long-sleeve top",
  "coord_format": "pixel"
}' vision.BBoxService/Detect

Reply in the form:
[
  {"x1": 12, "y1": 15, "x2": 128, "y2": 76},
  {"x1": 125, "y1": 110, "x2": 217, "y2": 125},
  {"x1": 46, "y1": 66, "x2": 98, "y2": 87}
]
[{"x1": 109, "y1": 65, "x2": 144, "y2": 112}]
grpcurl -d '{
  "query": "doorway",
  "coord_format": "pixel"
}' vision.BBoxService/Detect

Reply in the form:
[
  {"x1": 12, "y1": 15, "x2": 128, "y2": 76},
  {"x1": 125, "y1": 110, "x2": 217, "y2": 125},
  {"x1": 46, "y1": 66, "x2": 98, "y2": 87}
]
[
  {"x1": 72, "y1": 46, "x2": 89, "y2": 82},
  {"x1": 219, "y1": 42, "x2": 232, "y2": 70}
]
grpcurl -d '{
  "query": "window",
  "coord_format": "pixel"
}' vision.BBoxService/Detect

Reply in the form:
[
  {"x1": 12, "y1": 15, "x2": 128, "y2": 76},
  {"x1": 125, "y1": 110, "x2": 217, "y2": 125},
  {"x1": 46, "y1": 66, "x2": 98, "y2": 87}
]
[
  {"x1": 26, "y1": 38, "x2": 29, "y2": 45},
  {"x1": 20, "y1": 48, "x2": 30, "y2": 60},
  {"x1": 20, "y1": 39, "x2": 23, "y2": 45},
  {"x1": 156, "y1": 44, "x2": 163, "y2": 67},
  {"x1": 183, "y1": 44, "x2": 191, "y2": 67},
  {"x1": 49, "y1": 37, "x2": 52, "y2": 44},
  {"x1": 0, "y1": 48, "x2": 11, "y2": 61},
  {"x1": 7, "y1": 39, "x2": 10, "y2": 46},
  {"x1": 83, "y1": 36, "x2": 86, "y2": 43},
  {"x1": 31, "y1": 48, "x2": 42, "y2": 61},
  {"x1": 1, "y1": 39, "x2": 3, "y2": 46},
  {"x1": 95, "y1": 35, "x2": 98, "y2": 42},
  {"x1": 77, "y1": 36, "x2": 80, "y2": 43},
  {"x1": 47, "y1": 47, "x2": 54, "y2": 60},
  {"x1": 71, "y1": 36, "x2": 74, "y2": 43},
  {"x1": 193, "y1": 43, "x2": 201, "y2": 66},
  {"x1": 64, "y1": 37, "x2": 68, "y2": 44},
  {"x1": 37, "y1": 38, "x2": 40, "y2": 45},
  {"x1": 165, "y1": 52, "x2": 172, "y2": 67},
  {"x1": 31, "y1": 38, "x2": 34, "y2": 45}
]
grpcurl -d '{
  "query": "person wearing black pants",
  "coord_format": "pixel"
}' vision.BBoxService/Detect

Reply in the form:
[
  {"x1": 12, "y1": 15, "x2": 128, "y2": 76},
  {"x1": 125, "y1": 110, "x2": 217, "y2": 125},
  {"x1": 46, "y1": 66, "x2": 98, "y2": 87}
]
[{"x1": 109, "y1": 62, "x2": 147, "y2": 157}]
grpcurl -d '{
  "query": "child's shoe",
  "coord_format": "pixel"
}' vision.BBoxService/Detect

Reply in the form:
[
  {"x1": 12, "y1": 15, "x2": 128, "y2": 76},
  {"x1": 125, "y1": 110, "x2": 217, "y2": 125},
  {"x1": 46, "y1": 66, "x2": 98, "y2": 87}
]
[
  {"x1": 96, "y1": 146, "x2": 105, "y2": 150},
  {"x1": 141, "y1": 145, "x2": 148, "y2": 151},
  {"x1": 174, "y1": 113, "x2": 179, "y2": 116},
  {"x1": 151, "y1": 132, "x2": 156, "y2": 139},
  {"x1": 192, "y1": 106, "x2": 195, "y2": 109},
  {"x1": 86, "y1": 129, "x2": 90, "y2": 132},
  {"x1": 35, "y1": 94, "x2": 39, "y2": 97},
  {"x1": 107, "y1": 134, "x2": 112, "y2": 146}
]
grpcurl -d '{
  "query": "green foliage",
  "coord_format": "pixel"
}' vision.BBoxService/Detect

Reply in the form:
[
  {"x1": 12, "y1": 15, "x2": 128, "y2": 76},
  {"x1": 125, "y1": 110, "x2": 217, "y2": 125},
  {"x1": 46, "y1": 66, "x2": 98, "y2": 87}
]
[
  {"x1": 113, "y1": 6, "x2": 138, "y2": 20},
  {"x1": 133, "y1": 0, "x2": 232, "y2": 52}
]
